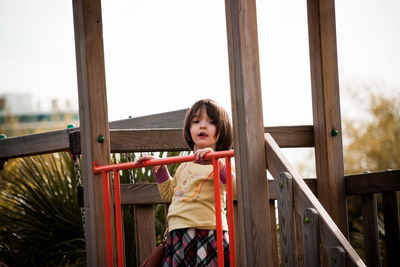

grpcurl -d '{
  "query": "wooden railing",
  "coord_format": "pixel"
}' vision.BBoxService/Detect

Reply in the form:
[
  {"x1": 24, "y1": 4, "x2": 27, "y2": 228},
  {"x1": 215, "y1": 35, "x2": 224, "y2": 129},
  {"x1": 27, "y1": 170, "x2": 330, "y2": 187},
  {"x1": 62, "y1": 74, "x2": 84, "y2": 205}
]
[
  {"x1": 346, "y1": 170, "x2": 400, "y2": 267},
  {"x1": 265, "y1": 133, "x2": 365, "y2": 266}
]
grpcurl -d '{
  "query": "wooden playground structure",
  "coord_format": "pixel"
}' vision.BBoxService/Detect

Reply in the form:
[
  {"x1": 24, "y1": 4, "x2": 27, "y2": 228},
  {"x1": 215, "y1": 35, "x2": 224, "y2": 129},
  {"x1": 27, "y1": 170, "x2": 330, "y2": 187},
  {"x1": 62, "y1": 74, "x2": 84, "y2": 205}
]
[{"x1": 1, "y1": 0, "x2": 399, "y2": 266}]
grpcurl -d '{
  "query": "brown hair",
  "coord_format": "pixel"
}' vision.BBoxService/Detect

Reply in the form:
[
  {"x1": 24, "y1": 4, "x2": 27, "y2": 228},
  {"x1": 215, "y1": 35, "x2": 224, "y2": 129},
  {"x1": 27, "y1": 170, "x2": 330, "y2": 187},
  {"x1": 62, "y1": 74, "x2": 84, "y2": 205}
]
[{"x1": 183, "y1": 99, "x2": 233, "y2": 151}]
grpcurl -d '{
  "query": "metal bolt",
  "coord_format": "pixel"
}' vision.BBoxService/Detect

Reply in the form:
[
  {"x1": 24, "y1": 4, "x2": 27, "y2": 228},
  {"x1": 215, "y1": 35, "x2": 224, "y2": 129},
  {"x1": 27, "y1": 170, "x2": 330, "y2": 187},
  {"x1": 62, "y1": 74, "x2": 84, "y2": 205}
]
[
  {"x1": 278, "y1": 182, "x2": 284, "y2": 188},
  {"x1": 304, "y1": 217, "x2": 310, "y2": 223},
  {"x1": 97, "y1": 135, "x2": 105, "y2": 143},
  {"x1": 331, "y1": 129, "x2": 339, "y2": 136}
]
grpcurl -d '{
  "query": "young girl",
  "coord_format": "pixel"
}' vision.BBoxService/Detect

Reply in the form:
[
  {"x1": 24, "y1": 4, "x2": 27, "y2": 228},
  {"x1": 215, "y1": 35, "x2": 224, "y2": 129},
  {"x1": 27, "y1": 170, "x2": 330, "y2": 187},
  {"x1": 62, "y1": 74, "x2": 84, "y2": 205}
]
[{"x1": 138, "y1": 99, "x2": 235, "y2": 267}]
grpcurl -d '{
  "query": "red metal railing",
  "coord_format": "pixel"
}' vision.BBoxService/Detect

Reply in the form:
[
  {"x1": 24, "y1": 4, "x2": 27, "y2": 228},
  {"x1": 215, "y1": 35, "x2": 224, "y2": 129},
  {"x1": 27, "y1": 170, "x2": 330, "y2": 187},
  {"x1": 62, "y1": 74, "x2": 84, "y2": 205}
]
[{"x1": 93, "y1": 150, "x2": 236, "y2": 267}]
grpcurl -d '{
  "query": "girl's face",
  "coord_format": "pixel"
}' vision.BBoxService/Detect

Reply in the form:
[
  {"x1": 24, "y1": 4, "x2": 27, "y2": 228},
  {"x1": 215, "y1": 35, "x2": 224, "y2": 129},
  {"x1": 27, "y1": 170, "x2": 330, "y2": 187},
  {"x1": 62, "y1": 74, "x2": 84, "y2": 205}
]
[{"x1": 190, "y1": 110, "x2": 217, "y2": 151}]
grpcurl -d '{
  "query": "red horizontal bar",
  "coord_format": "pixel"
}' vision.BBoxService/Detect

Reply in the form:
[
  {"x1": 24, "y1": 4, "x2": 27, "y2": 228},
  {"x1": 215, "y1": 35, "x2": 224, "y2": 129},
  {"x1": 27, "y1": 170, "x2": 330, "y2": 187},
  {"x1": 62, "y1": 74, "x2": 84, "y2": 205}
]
[{"x1": 93, "y1": 150, "x2": 234, "y2": 174}]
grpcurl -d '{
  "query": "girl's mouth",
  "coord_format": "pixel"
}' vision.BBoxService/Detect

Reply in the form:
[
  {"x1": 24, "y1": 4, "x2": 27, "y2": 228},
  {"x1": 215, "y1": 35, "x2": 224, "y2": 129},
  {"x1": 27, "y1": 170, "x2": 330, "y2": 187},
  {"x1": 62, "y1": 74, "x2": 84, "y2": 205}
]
[{"x1": 198, "y1": 132, "x2": 208, "y2": 137}]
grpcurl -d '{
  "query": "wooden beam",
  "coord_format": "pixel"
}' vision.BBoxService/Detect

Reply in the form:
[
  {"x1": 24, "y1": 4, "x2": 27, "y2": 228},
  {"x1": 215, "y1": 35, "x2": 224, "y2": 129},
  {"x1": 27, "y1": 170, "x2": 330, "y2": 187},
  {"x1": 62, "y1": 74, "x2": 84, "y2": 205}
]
[
  {"x1": 265, "y1": 125, "x2": 314, "y2": 148},
  {"x1": 0, "y1": 109, "x2": 188, "y2": 159},
  {"x1": 0, "y1": 129, "x2": 74, "y2": 159},
  {"x1": 0, "y1": 125, "x2": 313, "y2": 159},
  {"x1": 225, "y1": 0, "x2": 273, "y2": 265},
  {"x1": 109, "y1": 108, "x2": 188, "y2": 129},
  {"x1": 345, "y1": 170, "x2": 400, "y2": 195},
  {"x1": 72, "y1": 0, "x2": 111, "y2": 265},
  {"x1": 306, "y1": 0, "x2": 348, "y2": 235},
  {"x1": 119, "y1": 179, "x2": 317, "y2": 205},
  {"x1": 361, "y1": 194, "x2": 382, "y2": 267}
]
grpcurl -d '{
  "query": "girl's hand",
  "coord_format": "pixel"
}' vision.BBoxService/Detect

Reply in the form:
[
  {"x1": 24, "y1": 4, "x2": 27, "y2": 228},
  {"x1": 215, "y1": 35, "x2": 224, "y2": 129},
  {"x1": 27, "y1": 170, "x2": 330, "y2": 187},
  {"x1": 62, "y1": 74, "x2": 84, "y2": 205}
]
[
  {"x1": 135, "y1": 155, "x2": 169, "y2": 183},
  {"x1": 193, "y1": 147, "x2": 214, "y2": 165},
  {"x1": 135, "y1": 155, "x2": 154, "y2": 165}
]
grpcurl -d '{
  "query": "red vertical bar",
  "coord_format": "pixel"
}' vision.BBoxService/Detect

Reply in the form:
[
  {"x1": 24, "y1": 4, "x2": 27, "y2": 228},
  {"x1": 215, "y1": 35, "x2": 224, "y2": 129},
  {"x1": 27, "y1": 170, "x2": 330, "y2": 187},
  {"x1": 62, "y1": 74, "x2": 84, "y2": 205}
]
[
  {"x1": 225, "y1": 157, "x2": 236, "y2": 267},
  {"x1": 102, "y1": 171, "x2": 114, "y2": 267},
  {"x1": 213, "y1": 158, "x2": 224, "y2": 267},
  {"x1": 113, "y1": 170, "x2": 125, "y2": 267}
]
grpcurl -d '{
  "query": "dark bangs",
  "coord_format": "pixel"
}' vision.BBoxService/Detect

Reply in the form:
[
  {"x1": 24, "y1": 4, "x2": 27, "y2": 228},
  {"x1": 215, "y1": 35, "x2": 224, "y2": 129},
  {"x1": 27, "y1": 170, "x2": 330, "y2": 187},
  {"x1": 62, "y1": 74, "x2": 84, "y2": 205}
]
[{"x1": 183, "y1": 99, "x2": 233, "y2": 151}]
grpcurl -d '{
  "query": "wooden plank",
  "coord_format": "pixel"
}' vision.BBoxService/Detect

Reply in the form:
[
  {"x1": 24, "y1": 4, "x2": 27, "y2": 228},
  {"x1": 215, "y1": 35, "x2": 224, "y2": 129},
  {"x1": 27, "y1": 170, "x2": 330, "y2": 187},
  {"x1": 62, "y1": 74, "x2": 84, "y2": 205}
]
[
  {"x1": 265, "y1": 125, "x2": 314, "y2": 148},
  {"x1": 121, "y1": 183, "x2": 167, "y2": 205},
  {"x1": 109, "y1": 108, "x2": 188, "y2": 129},
  {"x1": 119, "y1": 179, "x2": 317, "y2": 205},
  {"x1": 294, "y1": 208, "x2": 305, "y2": 267},
  {"x1": 307, "y1": 0, "x2": 348, "y2": 235},
  {"x1": 269, "y1": 200, "x2": 279, "y2": 267},
  {"x1": 382, "y1": 191, "x2": 400, "y2": 267},
  {"x1": 69, "y1": 129, "x2": 188, "y2": 155},
  {"x1": 0, "y1": 129, "x2": 73, "y2": 159},
  {"x1": 0, "y1": 109, "x2": 188, "y2": 159},
  {"x1": 225, "y1": 0, "x2": 274, "y2": 264},
  {"x1": 276, "y1": 172, "x2": 297, "y2": 267},
  {"x1": 0, "y1": 125, "x2": 313, "y2": 159},
  {"x1": 265, "y1": 134, "x2": 365, "y2": 266},
  {"x1": 134, "y1": 205, "x2": 156, "y2": 265},
  {"x1": 72, "y1": 0, "x2": 111, "y2": 265},
  {"x1": 345, "y1": 170, "x2": 400, "y2": 195},
  {"x1": 361, "y1": 194, "x2": 381, "y2": 267},
  {"x1": 302, "y1": 208, "x2": 321, "y2": 267},
  {"x1": 328, "y1": 246, "x2": 345, "y2": 267}
]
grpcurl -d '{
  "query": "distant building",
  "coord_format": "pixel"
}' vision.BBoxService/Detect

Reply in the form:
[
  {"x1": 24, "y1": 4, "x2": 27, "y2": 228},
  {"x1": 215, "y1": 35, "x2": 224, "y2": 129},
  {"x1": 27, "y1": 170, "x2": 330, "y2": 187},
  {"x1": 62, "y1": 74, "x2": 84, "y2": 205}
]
[{"x1": 0, "y1": 93, "x2": 79, "y2": 137}]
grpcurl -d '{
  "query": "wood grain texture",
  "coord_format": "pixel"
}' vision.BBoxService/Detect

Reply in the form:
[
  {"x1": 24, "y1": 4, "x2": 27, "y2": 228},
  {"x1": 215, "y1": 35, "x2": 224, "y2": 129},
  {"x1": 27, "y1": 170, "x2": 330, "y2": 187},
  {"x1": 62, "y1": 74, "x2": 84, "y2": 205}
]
[
  {"x1": 361, "y1": 194, "x2": 381, "y2": 267},
  {"x1": 269, "y1": 200, "x2": 279, "y2": 267},
  {"x1": 265, "y1": 125, "x2": 314, "y2": 148},
  {"x1": 134, "y1": 205, "x2": 156, "y2": 265},
  {"x1": 0, "y1": 109, "x2": 187, "y2": 159},
  {"x1": 265, "y1": 133, "x2": 365, "y2": 266},
  {"x1": 345, "y1": 170, "x2": 400, "y2": 195},
  {"x1": 302, "y1": 208, "x2": 321, "y2": 267},
  {"x1": 225, "y1": 0, "x2": 274, "y2": 264},
  {"x1": 307, "y1": 0, "x2": 348, "y2": 235},
  {"x1": 328, "y1": 246, "x2": 345, "y2": 267},
  {"x1": 109, "y1": 109, "x2": 188, "y2": 129},
  {"x1": 72, "y1": 0, "x2": 111, "y2": 265},
  {"x1": 276, "y1": 172, "x2": 297, "y2": 267},
  {"x1": 119, "y1": 179, "x2": 317, "y2": 205}
]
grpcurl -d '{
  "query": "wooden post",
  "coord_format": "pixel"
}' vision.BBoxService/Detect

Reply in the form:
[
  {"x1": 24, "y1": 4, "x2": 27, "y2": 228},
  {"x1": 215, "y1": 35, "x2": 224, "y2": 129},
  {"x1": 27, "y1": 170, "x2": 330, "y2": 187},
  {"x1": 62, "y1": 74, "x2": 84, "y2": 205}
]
[
  {"x1": 72, "y1": 0, "x2": 113, "y2": 265},
  {"x1": 382, "y1": 191, "x2": 400, "y2": 267},
  {"x1": 361, "y1": 194, "x2": 381, "y2": 267},
  {"x1": 225, "y1": 0, "x2": 274, "y2": 265},
  {"x1": 328, "y1": 246, "x2": 346, "y2": 267},
  {"x1": 302, "y1": 208, "x2": 321, "y2": 266},
  {"x1": 276, "y1": 172, "x2": 297, "y2": 267},
  {"x1": 134, "y1": 205, "x2": 156, "y2": 265},
  {"x1": 306, "y1": 0, "x2": 348, "y2": 235}
]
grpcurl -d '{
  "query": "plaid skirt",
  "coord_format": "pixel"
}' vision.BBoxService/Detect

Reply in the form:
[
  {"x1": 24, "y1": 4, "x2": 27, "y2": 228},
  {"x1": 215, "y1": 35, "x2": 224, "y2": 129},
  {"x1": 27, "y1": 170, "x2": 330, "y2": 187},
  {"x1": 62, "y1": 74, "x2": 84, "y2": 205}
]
[{"x1": 162, "y1": 228, "x2": 230, "y2": 267}]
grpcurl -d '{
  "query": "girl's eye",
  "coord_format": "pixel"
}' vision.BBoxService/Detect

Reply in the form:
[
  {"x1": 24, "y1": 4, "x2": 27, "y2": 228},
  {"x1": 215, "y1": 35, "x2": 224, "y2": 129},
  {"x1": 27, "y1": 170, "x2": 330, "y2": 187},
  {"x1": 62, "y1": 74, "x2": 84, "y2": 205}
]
[
  {"x1": 210, "y1": 121, "x2": 216, "y2": 124},
  {"x1": 192, "y1": 120, "x2": 200, "y2": 124}
]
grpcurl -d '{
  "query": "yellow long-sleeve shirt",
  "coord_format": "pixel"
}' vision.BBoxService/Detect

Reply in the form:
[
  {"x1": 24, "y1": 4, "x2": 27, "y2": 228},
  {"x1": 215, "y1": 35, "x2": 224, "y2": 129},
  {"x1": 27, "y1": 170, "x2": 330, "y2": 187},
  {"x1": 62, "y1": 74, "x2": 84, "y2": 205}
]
[{"x1": 157, "y1": 161, "x2": 236, "y2": 232}]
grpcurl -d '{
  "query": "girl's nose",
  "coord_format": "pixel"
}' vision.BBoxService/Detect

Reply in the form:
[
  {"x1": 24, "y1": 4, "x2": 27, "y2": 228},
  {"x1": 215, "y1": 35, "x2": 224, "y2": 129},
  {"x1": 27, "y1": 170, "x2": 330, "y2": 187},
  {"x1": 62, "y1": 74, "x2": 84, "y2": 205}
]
[{"x1": 200, "y1": 121, "x2": 207, "y2": 128}]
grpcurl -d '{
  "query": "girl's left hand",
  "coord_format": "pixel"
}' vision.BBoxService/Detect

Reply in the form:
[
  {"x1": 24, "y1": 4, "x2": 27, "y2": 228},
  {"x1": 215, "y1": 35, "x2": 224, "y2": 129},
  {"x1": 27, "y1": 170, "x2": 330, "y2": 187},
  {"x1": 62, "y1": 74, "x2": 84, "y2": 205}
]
[{"x1": 193, "y1": 147, "x2": 214, "y2": 164}]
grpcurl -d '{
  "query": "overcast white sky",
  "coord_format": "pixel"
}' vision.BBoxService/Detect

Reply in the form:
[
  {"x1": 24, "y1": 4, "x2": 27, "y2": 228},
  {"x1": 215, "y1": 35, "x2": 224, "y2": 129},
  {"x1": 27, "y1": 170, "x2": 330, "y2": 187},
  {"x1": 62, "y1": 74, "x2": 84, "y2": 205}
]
[{"x1": 0, "y1": 0, "x2": 399, "y2": 126}]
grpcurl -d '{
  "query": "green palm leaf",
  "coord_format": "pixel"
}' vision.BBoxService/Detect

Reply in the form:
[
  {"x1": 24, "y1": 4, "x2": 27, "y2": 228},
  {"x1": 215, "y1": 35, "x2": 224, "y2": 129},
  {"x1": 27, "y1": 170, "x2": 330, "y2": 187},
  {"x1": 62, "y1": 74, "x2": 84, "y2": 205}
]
[{"x1": 0, "y1": 153, "x2": 85, "y2": 266}]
